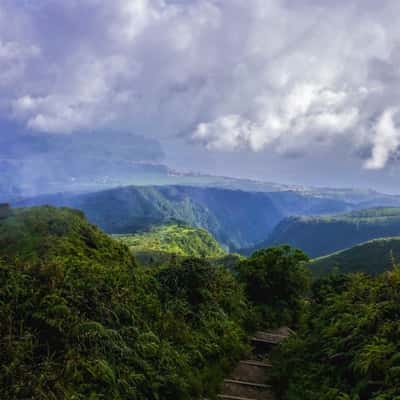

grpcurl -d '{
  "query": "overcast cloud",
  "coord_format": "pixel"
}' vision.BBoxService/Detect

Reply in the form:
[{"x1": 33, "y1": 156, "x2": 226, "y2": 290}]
[{"x1": 2, "y1": 0, "x2": 400, "y2": 177}]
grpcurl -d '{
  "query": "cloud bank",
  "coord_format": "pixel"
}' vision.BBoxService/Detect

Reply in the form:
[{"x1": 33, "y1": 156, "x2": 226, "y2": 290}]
[{"x1": 2, "y1": 0, "x2": 400, "y2": 169}]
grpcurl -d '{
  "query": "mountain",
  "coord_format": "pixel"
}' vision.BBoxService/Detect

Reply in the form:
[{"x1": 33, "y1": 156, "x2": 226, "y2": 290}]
[
  {"x1": 256, "y1": 207, "x2": 400, "y2": 257},
  {"x1": 113, "y1": 223, "x2": 226, "y2": 266},
  {"x1": 14, "y1": 185, "x2": 353, "y2": 250},
  {"x1": 3, "y1": 126, "x2": 400, "y2": 209},
  {"x1": 309, "y1": 237, "x2": 400, "y2": 276}
]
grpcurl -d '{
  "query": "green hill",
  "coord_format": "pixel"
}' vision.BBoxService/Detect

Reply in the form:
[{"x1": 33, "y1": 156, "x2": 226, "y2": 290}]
[
  {"x1": 309, "y1": 237, "x2": 400, "y2": 276},
  {"x1": 0, "y1": 206, "x2": 134, "y2": 267},
  {"x1": 0, "y1": 206, "x2": 248, "y2": 400},
  {"x1": 113, "y1": 224, "x2": 226, "y2": 266},
  {"x1": 255, "y1": 207, "x2": 400, "y2": 257}
]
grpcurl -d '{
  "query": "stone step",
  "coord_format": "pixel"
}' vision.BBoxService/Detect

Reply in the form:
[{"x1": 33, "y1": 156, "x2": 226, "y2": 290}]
[
  {"x1": 216, "y1": 328, "x2": 291, "y2": 400},
  {"x1": 240, "y1": 360, "x2": 272, "y2": 368},
  {"x1": 217, "y1": 395, "x2": 257, "y2": 400},
  {"x1": 221, "y1": 379, "x2": 274, "y2": 400},
  {"x1": 229, "y1": 362, "x2": 271, "y2": 383},
  {"x1": 251, "y1": 332, "x2": 289, "y2": 345}
]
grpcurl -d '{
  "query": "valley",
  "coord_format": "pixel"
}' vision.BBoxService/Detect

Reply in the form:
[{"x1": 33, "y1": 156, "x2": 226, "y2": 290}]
[{"x1": 13, "y1": 183, "x2": 400, "y2": 252}]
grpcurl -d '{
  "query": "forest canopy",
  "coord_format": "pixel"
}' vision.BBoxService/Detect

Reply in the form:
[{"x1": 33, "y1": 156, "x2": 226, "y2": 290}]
[
  {"x1": 2, "y1": 206, "x2": 399, "y2": 400},
  {"x1": 271, "y1": 269, "x2": 400, "y2": 399}
]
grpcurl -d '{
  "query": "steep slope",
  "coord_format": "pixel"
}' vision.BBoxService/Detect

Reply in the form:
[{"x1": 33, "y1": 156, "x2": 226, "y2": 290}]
[
  {"x1": 309, "y1": 237, "x2": 400, "y2": 276},
  {"x1": 14, "y1": 185, "x2": 351, "y2": 250},
  {"x1": 256, "y1": 207, "x2": 400, "y2": 257}
]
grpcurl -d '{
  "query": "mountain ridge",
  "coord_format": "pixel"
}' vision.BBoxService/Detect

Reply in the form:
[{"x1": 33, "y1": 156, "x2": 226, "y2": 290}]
[
  {"x1": 14, "y1": 184, "x2": 354, "y2": 250},
  {"x1": 309, "y1": 236, "x2": 400, "y2": 276},
  {"x1": 252, "y1": 207, "x2": 400, "y2": 257}
]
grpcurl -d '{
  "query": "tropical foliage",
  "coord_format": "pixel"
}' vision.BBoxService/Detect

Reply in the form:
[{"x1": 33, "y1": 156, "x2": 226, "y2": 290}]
[
  {"x1": 4, "y1": 205, "x2": 399, "y2": 400},
  {"x1": 236, "y1": 246, "x2": 311, "y2": 328},
  {"x1": 113, "y1": 224, "x2": 226, "y2": 266},
  {"x1": 271, "y1": 270, "x2": 400, "y2": 399},
  {"x1": 0, "y1": 207, "x2": 248, "y2": 400}
]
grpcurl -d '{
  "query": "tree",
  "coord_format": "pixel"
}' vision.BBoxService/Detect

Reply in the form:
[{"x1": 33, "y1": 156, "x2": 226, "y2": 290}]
[{"x1": 236, "y1": 245, "x2": 310, "y2": 327}]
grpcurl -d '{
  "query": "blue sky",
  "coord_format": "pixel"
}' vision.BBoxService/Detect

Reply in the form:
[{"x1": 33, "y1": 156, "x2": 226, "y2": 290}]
[{"x1": 2, "y1": 0, "x2": 400, "y2": 192}]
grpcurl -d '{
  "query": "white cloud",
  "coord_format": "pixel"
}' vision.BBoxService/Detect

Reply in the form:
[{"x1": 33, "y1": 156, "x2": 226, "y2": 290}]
[
  {"x1": 194, "y1": 114, "x2": 255, "y2": 151},
  {"x1": 365, "y1": 108, "x2": 400, "y2": 170},
  {"x1": 1, "y1": 0, "x2": 400, "y2": 168}
]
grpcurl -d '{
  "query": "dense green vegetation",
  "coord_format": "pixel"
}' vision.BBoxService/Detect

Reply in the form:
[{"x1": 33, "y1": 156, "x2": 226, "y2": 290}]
[
  {"x1": 0, "y1": 206, "x2": 316, "y2": 399},
  {"x1": 15, "y1": 185, "x2": 353, "y2": 250},
  {"x1": 310, "y1": 237, "x2": 400, "y2": 276},
  {"x1": 271, "y1": 270, "x2": 400, "y2": 399},
  {"x1": 257, "y1": 207, "x2": 400, "y2": 257},
  {"x1": 237, "y1": 246, "x2": 311, "y2": 328},
  {"x1": 0, "y1": 207, "x2": 249, "y2": 399},
  {"x1": 5, "y1": 204, "x2": 400, "y2": 400},
  {"x1": 113, "y1": 224, "x2": 226, "y2": 266}
]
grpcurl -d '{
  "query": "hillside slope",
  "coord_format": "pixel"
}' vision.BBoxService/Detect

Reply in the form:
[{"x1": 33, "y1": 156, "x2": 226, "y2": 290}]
[
  {"x1": 256, "y1": 207, "x2": 400, "y2": 257},
  {"x1": 15, "y1": 185, "x2": 351, "y2": 250},
  {"x1": 309, "y1": 237, "x2": 400, "y2": 276},
  {"x1": 0, "y1": 205, "x2": 134, "y2": 267},
  {"x1": 0, "y1": 206, "x2": 248, "y2": 399}
]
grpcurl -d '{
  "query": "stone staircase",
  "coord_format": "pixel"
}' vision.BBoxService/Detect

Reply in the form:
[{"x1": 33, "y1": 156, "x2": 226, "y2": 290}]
[{"x1": 217, "y1": 327, "x2": 292, "y2": 400}]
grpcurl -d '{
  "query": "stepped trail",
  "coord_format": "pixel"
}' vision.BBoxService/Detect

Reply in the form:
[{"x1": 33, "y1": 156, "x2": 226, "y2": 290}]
[{"x1": 217, "y1": 327, "x2": 293, "y2": 400}]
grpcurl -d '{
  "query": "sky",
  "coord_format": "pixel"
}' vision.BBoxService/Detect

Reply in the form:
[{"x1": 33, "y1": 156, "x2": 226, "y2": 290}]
[{"x1": 2, "y1": 0, "x2": 400, "y2": 193}]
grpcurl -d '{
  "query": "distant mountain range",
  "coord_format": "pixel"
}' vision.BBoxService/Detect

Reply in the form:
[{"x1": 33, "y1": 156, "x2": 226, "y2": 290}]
[
  {"x1": 14, "y1": 185, "x2": 357, "y2": 250},
  {"x1": 0, "y1": 129, "x2": 165, "y2": 201},
  {"x1": 252, "y1": 207, "x2": 400, "y2": 257},
  {"x1": 10, "y1": 157, "x2": 400, "y2": 252},
  {"x1": 3, "y1": 131, "x2": 400, "y2": 209}
]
